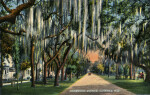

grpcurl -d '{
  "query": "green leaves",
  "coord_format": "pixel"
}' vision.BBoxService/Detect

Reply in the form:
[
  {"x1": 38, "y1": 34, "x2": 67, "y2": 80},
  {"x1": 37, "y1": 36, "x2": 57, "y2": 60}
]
[
  {"x1": 12, "y1": 37, "x2": 20, "y2": 64},
  {"x1": 1, "y1": 33, "x2": 14, "y2": 55},
  {"x1": 97, "y1": 63, "x2": 104, "y2": 72},
  {"x1": 20, "y1": 61, "x2": 31, "y2": 71}
]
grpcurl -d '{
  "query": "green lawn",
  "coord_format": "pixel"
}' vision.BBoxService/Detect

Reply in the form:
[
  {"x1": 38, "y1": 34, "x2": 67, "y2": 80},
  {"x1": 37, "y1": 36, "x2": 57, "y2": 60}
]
[
  {"x1": 100, "y1": 75, "x2": 150, "y2": 94},
  {"x1": 2, "y1": 76, "x2": 81, "y2": 95}
]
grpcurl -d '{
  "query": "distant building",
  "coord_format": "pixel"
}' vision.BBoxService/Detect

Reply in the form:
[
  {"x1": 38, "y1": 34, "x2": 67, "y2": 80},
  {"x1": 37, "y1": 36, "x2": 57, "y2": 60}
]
[
  {"x1": 22, "y1": 68, "x2": 31, "y2": 80},
  {"x1": 2, "y1": 55, "x2": 32, "y2": 81},
  {"x1": 3, "y1": 55, "x2": 15, "y2": 80},
  {"x1": 2, "y1": 55, "x2": 56, "y2": 81}
]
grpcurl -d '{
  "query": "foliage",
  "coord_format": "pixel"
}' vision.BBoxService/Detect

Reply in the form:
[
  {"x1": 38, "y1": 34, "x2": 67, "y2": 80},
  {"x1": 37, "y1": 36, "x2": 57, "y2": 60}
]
[
  {"x1": 12, "y1": 38, "x2": 20, "y2": 64},
  {"x1": 66, "y1": 65, "x2": 76, "y2": 74},
  {"x1": 20, "y1": 61, "x2": 31, "y2": 71},
  {"x1": 91, "y1": 62, "x2": 101, "y2": 74},
  {"x1": 97, "y1": 63, "x2": 104, "y2": 73},
  {"x1": 66, "y1": 51, "x2": 83, "y2": 75},
  {"x1": 1, "y1": 33, "x2": 14, "y2": 56},
  {"x1": 110, "y1": 64, "x2": 116, "y2": 73},
  {"x1": 12, "y1": 37, "x2": 20, "y2": 90},
  {"x1": 101, "y1": 0, "x2": 150, "y2": 82},
  {"x1": 118, "y1": 65, "x2": 124, "y2": 76},
  {"x1": 123, "y1": 64, "x2": 129, "y2": 78}
]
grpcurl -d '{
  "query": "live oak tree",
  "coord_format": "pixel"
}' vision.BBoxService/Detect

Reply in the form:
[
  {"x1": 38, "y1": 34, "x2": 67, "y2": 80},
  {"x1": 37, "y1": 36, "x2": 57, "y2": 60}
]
[
  {"x1": 12, "y1": 38, "x2": 20, "y2": 90},
  {"x1": 0, "y1": 0, "x2": 36, "y2": 87},
  {"x1": 101, "y1": 0, "x2": 150, "y2": 82}
]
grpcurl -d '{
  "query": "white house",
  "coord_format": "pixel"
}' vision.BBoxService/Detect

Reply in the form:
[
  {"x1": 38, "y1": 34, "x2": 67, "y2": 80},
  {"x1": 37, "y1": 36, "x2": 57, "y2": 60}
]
[
  {"x1": 22, "y1": 68, "x2": 31, "y2": 80},
  {"x1": 3, "y1": 55, "x2": 15, "y2": 80},
  {"x1": 2, "y1": 55, "x2": 56, "y2": 81},
  {"x1": 2, "y1": 55, "x2": 31, "y2": 81}
]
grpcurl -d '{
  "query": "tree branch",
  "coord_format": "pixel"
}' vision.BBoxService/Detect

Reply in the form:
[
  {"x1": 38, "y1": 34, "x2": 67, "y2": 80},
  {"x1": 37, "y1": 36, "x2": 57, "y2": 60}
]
[
  {"x1": 45, "y1": 39, "x2": 70, "y2": 66},
  {"x1": 86, "y1": 34, "x2": 99, "y2": 41},
  {"x1": 45, "y1": 51, "x2": 59, "y2": 68},
  {"x1": 66, "y1": 49, "x2": 77, "y2": 65},
  {"x1": 57, "y1": 56, "x2": 61, "y2": 66},
  {"x1": 71, "y1": 49, "x2": 77, "y2": 59},
  {"x1": 54, "y1": 58, "x2": 59, "y2": 68},
  {"x1": 0, "y1": 27, "x2": 26, "y2": 36},
  {"x1": 43, "y1": 52, "x2": 47, "y2": 63},
  {"x1": 134, "y1": 62, "x2": 147, "y2": 71},
  {"x1": 0, "y1": 0, "x2": 12, "y2": 13},
  {"x1": 44, "y1": 20, "x2": 72, "y2": 39},
  {"x1": 44, "y1": 12, "x2": 62, "y2": 21},
  {"x1": 59, "y1": 38, "x2": 75, "y2": 69},
  {"x1": 77, "y1": 32, "x2": 82, "y2": 38},
  {"x1": 0, "y1": 0, "x2": 35, "y2": 23}
]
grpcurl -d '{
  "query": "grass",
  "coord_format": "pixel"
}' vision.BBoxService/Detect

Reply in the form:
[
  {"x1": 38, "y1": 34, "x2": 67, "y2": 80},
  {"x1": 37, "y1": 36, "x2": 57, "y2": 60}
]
[
  {"x1": 100, "y1": 75, "x2": 150, "y2": 94},
  {"x1": 2, "y1": 76, "x2": 82, "y2": 95}
]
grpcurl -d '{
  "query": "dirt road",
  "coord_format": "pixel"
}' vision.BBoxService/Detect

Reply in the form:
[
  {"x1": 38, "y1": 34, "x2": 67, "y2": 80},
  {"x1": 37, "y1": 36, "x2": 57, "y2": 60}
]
[{"x1": 60, "y1": 73, "x2": 135, "y2": 95}]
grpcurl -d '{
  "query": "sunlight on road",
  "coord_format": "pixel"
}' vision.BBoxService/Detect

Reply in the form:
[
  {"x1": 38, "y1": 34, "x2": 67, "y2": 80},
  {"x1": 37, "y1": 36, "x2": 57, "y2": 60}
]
[
  {"x1": 60, "y1": 74, "x2": 135, "y2": 95},
  {"x1": 73, "y1": 74, "x2": 110, "y2": 86}
]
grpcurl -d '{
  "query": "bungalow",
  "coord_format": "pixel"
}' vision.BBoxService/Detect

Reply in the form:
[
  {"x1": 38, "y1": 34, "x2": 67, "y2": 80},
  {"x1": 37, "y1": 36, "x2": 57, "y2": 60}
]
[
  {"x1": 2, "y1": 55, "x2": 57, "y2": 82},
  {"x1": 3, "y1": 55, "x2": 15, "y2": 81},
  {"x1": 2, "y1": 55, "x2": 31, "y2": 81}
]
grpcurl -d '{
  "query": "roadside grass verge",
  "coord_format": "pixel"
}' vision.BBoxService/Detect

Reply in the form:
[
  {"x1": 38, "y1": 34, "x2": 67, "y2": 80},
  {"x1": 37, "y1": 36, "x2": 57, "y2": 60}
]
[
  {"x1": 2, "y1": 76, "x2": 82, "y2": 95},
  {"x1": 100, "y1": 75, "x2": 150, "y2": 94}
]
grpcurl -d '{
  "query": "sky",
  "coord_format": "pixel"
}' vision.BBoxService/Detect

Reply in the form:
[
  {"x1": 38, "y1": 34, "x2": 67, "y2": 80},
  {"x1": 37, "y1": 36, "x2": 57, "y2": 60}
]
[{"x1": 86, "y1": 50, "x2": 99, "y2": 63}]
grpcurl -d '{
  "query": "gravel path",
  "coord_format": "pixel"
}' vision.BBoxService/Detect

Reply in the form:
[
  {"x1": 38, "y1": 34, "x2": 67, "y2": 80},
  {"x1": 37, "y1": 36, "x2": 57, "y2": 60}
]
[{"x1": 60, "y1": 73, "x2": 135, "y2": 95}]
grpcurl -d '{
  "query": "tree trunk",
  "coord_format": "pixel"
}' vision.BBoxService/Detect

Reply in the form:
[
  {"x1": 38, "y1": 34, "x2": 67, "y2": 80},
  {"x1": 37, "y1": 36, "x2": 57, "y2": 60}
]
[
  {"x1": 0, "y1": 62, "x2": 3, "y2": 87},
  {"x1": 0, "y1": 31, "x2": 2, "y2": 87},
  {"x1": 133, "y1": 65, "x2": 136, "y2": 80},
  {"x1": 76, "y1": 71, "x2": 79, "y2": 79},
  {"x1": 64, "y1": 68, "x2": 67, "y2": 80},
  {"x1": 145, "y1": 69, "x2": 150, "y2": 82},
  {"x1": 61, "y1": 67, "x2": 64, "y2": 81},
  {"x1": 115, "y1": 63, "x2": 118, "y2": 79},
  {"x1": 21, "y1": 73, "x2": 23, "y2": 84},
  {"x1": 51, "y1": 64, "x2": 53, "y2": 76},
  {"x1": 31, "y1": 39, "x2": 35, "y2": 87},
  {"x1": 48, "y1": 64, "x2": 51, "y2": 77},
  {"x1": 54, "y1": 69, "x2": 60, "y2": 86},
  {"x1": 130, "y1": 63, "x2": 132, "y2": 79},
  {"x1": 21, "y1": 71, "x2": 24, "y2": 84},
  {"x1": 54, "y1": 39, "x2": 73, "y2": 86},
  {"x1": 108, "y1": 64, "x2": 110, "y2": 78},
  {"x1": 133, "y1": 59, "x2": 150, "y2": 82},
  {"x1": 17, "y1": 76, "x2": 19, "y2": 90},
  {"x1": 69, "y1": 71, "x2": 72, "y2": 81},
  {"x1": 16, "y1": 64, "x2": 19, "y2": 90},
  {"x1": 44, "y1": 64, "x2": 47, "y2": 84},
  {"x1": 36, "y1": 63, "x2": 38, "y2": 81}
]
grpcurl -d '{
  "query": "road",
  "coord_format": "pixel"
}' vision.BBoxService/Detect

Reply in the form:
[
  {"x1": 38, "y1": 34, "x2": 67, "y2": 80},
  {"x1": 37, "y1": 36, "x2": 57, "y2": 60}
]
[{"x1": 60, "y1": 73, "x2": 135, "y2": 95}]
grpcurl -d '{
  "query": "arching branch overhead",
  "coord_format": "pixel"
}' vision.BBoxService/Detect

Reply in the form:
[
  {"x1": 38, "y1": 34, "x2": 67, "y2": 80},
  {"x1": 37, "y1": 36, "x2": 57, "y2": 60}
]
[
  {"x1": 0, "y1": 0, "x2": 12, "y2": 13},
  {"x1": 0, "y1": 0, "x2": 36, "y2": 24},
  {"x1": 44, "y1": 20, "x2": 72, "y2": 39},
  {"x1": 0, "y1": 27, "x2": 26, "y2": 36},
  {"x1": 86, "y1": 34, "x2": 99, "y2": 41}
]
